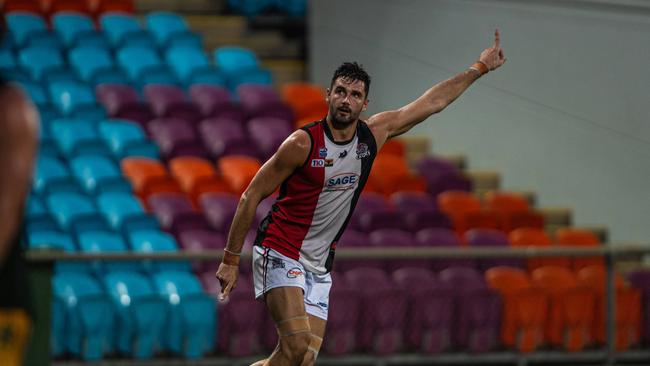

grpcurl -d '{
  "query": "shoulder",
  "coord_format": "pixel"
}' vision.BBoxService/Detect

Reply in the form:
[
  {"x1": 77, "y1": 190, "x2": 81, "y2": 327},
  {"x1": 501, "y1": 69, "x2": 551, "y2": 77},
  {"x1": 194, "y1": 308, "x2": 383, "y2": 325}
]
[
  {"x1": 272, "y1": 129, "x2": 312, "y2": 168},
  {"x1": 364, "y1": 111, "x2": 397, "y2": 150}
]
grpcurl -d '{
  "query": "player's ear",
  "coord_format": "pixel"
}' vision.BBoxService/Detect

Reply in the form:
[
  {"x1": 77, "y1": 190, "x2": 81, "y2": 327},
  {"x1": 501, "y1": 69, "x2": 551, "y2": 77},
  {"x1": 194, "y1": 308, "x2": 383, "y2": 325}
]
[
  {"x1": 325, "y1": 88, "x2": 330, "y2": 103},
  {"x1": 362, "y1": 98, "x2": 369, "y2": 111}
]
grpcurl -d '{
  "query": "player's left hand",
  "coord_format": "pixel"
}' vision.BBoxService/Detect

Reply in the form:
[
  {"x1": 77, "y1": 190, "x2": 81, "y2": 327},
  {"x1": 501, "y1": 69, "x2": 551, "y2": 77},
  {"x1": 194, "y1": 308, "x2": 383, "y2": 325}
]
[
  {"x1": 479, "y1": 29, "x2": 507, "y2": 71},
  {"x1": 215, "y1": 262, "x2": 239, "y2": 301}
]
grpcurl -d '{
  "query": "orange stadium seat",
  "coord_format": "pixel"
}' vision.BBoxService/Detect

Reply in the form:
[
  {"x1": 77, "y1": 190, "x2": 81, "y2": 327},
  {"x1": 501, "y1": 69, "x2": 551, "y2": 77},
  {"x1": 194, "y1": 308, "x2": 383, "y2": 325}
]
[
  {"x1": 555, "y1": 228, "x2": 604, "y2": 271},
  {"x1": 509, "y1": 228, "x2": 571, "y2": 272},
  {"x1": 47, "y1": 0, "x2": 91, "y2": 15},
  {"x1": 3, "y1": 0, "x2": 44, "y2": 13},
  {"x1": 281, "y1": 82, "x2": 328, "y2": 121},
  {"x1": 294, "y1": 113, "x2": 325, "y2": 129},
  {"x1": 218, "y1": 155, "x2": 262, "y2": 195},
  {"x1": 381, "y1": 139, "x2": 405, "y2": 158},
  {"x1": 577, "y1": 265, "x2": 641, "y2": 350},
  {"x1": 531, "y1": 266, "x2": 596, "y2": 351},
  {"x1": 438, "y1": 190, "x2": 500, "y2": 235},
  {"x1": 95, "y1": 0, "x2": 133, "y2": 14},
  {"x1": 368, "y1": 153, "x2": 426, "y2": 196},
  {"x1": 121, "y1": 157, "x2": 181, "y2": 202},
  {"x1": 485, "y1": 267, "x2": 547, "y2": 352},
  {"x1": 484, "y1": 191, "x2": 545, "y2": 232},
  {"x1": 169, "y1": 156, "x2": 232, "y2": 205}
]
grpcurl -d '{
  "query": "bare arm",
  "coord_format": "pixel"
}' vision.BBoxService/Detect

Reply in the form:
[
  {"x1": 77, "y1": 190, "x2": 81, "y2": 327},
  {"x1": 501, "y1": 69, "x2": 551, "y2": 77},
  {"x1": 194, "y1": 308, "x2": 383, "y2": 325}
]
[
  {"x1": 368, "y1": 29, "x2": 507, "y2": 147},
  {"x1": 0, "y1": 85, "x2": 39, "y2": 266},
  {"x1": 215, "y1": 129, "x2": 311, "y2": 299}
]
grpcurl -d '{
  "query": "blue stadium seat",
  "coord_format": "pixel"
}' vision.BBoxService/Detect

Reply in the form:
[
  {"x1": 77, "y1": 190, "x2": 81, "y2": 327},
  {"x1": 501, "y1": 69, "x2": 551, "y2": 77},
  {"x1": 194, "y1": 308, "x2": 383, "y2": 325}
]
[
  {"x1": 102, "y1": 271, "x2": 168, "y2": 359},
  {"x1": 50, "y1": 118, "x2": 111, "y2": 157},
  {"x1": 68, "y1": 46, "x2": 129, "y2": 85},
  {"x1": 26, "y1": 195, "x2": 46, "y2": 216},
  {"x1": 47, "y1": 80, "x2": 107, "y2": 120},
  {"x1": 17, "y1": 46, "x2": 75, "y2": 82},
  {"x1": 228, "y1": 68, "x2": 273, "y2": 91},
  {"x1": 0, "y1": 48, "x2": 16, "y2": 69},
  {"x1": 100, "y1": 13, "x2": 156, "y2": 48},
  {"x1": 25, "y1": 194, "x2": 59, "y2": 232},
  {"x1": 128, "y1": 230, "x2": 191, "y2": 273},
  {"x1": 227, "y1": 0, "x2": 273, "y2": 16},
  {"x1": 98, "y1": 119, "x2": 160, "y2": 159},
  {"x1": 70, "y1": 154, "x2": 132, "y2": 194},
  {"x1": 18, "y1": 80, "x2": 49, "y2": 105},
  {"x1": 6, "y1": 12, "x2": 51, "y2": 47},
  {"x1": 151, "y1": 270, "x2": 216, "y2": 358},
  {"x1": 46, "y1": 191, "x2": 110, "y2": 233},
  {"x1": 116, "y1": 46, "x2": 177, "y2": 86},
  {"x1": 77, "y1": 231, "x2": 140, "y2": 274},
  {"x1": 144, "y1": 12, "x2": 203, "y2": 48},
  {"x1": 52, "y1": 12, "x2": 109, "y2": 49},
  {"x1": 33, "y1": 156, "x2": 80, "y2": 194},
  {"x1": 27, "y1": 229, "x2": 87, "y2": 273},
  {"x1": 96, "y1": 192, "x2": 159, "y2": 233},
  {"x1": 213, "y1": 46, "x2": 259, "y2": 75},
  {"x1": 165, "y1": 46, "x2": 225, "y2": 85},
  {"x1": 52, "y1": 272, "x2": 115, "y2": 360},
  {"x1": 272, "y1": 0, "x2": 306, "y2": 16}
]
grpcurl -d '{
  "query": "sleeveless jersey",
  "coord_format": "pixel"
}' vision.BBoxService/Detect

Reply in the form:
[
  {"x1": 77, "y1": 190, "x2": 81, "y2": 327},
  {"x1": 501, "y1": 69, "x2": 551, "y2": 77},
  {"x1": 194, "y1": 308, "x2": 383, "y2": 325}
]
[{"x1": 255, "y1": 119, "x2": 377, "y2": 274}]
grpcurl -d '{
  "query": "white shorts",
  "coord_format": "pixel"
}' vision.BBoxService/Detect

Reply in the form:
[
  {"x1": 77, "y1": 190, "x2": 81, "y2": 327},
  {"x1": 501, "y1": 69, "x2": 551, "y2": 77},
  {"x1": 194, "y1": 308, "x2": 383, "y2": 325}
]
[{"x1": 252, "y1": 245, "x2": 332, "y2": 320}]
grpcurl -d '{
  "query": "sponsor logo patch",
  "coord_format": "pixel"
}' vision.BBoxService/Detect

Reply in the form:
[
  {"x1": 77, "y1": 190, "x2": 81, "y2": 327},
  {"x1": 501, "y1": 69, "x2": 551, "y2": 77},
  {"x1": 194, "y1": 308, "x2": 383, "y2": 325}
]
[
  {"x1": 271, "y1": 258, "x2": 285, "y2": 270},
  {"x1": 319, "y1": 147, "x2": 328, "y2": 158},
  {"x1": 325, "y1": 172, "x2": 359, "y2": 191},
  {"x1": 356, "y1": 143, "x2": 370, "y2": 159},
  {"x1": 287, "y1": 267, "x2": 304, "y2": 278},
  {"x1": 311, "y1": 159, "x2": 325, "y2": 167},
  {"x1": 324, "y1": 158, "x2": 333, "y2": 167}
]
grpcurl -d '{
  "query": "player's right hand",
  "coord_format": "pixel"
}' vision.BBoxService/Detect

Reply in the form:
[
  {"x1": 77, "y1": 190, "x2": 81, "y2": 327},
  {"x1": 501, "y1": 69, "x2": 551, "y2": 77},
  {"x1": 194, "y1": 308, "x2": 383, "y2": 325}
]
[{"x1": 215, "y1": 262, "x2": 239, "y2": 301}]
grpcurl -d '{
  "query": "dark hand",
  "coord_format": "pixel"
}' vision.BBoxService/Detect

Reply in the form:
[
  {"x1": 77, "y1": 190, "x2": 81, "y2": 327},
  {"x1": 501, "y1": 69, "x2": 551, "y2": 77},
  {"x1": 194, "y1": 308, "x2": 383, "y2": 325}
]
[
  {"x1": 215, "y1": 262, "x2": 239, "y2": 301},
  {"x1": 479, "y1": 29, "x2": 507, "y2": 71}
]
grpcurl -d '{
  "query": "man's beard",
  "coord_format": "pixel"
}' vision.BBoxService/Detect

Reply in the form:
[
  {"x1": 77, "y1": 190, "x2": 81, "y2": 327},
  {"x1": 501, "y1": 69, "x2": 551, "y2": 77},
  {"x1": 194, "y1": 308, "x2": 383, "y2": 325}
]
[{"x1": 330, "y1": 107, "x2": 357, "y2": 128}]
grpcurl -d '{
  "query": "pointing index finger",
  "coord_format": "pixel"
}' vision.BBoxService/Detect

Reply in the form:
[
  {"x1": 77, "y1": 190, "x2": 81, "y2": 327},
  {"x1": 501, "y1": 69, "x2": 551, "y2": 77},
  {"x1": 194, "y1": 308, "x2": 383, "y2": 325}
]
[{"x1": 494, "y1": 28, "x2": 501, "y2": 49}]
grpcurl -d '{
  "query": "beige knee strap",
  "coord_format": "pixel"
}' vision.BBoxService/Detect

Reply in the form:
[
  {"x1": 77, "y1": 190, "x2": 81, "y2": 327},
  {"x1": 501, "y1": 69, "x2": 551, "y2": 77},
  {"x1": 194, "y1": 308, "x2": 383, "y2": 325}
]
[
  {"x1": 307, "y1": 334, "x2": 323, "y2": 358},
  {"x1": 276, "y1": 316, "x2": 310, "y2": 337}
]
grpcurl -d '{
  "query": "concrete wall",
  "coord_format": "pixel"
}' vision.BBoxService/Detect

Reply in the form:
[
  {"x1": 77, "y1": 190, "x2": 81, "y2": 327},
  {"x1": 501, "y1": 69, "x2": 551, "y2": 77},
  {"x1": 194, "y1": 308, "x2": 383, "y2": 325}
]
[{"x1": 309, "y1": 0, "x2": 650, "y2": 243}]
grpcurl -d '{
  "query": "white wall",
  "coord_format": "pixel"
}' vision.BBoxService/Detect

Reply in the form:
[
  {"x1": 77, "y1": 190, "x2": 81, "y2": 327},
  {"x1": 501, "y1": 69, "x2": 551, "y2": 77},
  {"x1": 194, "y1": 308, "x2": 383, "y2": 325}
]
[{"x1": 309, "y1": 0, "x2": 650, "y2": 243}]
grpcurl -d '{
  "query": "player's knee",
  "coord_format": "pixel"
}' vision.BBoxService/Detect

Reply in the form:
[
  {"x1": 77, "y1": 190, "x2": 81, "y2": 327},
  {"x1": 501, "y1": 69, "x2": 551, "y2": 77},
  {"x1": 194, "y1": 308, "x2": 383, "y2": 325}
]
[{"x1": 281, "y1": 332, "x2": 310, "y2": 363}]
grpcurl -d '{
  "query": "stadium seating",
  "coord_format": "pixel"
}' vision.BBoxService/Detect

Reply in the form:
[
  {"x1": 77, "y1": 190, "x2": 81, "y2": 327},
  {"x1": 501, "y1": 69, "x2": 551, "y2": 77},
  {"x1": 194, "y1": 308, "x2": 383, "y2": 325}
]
[
  {"x1": 508, "y1": 228, "x2": 571, "y2": 271},
  {"x1": 555, "y1": 228, "x2": 604, "y2": 271},
  {"x1": 281, "y1": 82, "x2": 328, "y2": 121},
  {"x1": 165, "y1": 46, "x2": 225, "y2": 86},
  {"x1": 96, "y1": 192, "x2": 159, "y2": 233},
  {"x1": 98, "y1": 119, "x2": 160, "y2": 159},
  {"x1": 484, "y1": 191, "x2": 545, "y2": 232},
  {"x1": 5, "y1": 12, "x2": 50, "y2": 47},
  {"x1": 169, "y1": 156, "x2": 231, "y2": 203},
  {"x1": 199, "y1": 193, "x2": 239, "y2": 234},
  {"x1": 18, "y1": 46, "x2": 71, "y2": 82},
  {"x1": 33, "y1": 155, "x2": 79, "y2": 194},
  {"x1": 322, "y1": 279, "x2": 361, "y2": 355},
  {"x1": 46, "y1": 191, "x2": 109, "y2": 233},
  {"x1": 121, "y1": 157, "x2": 182, "y2": 200},
  {"x1": 116, "y1": 45, "x2": 177, "y2": 86},
  {"x1": 218, "y1": 155, "x2": 262, "y2": 195},
  {"x1": 348, "y1": 192, "x2": 401, "y2": 233},
  {"x1": 465, "y1": 228, "x2": 525, "y2": 270},
  {"x1": 416, "y1": 156, "x2": 472, "y2": 196},
  {"x1": 189, "y1": 84, "x2": 245, "y2": 121},
  {"x1": 100, "y1": 13, "x2": 154, "y2": 48},
  {"x1": 369, "y1": 154, "x2": 427, "y2": 196},
  {"x1": 77, "y1": 230, "x2": 140, "y2": 274},
  {"x1": 52, "y1": 12, "x2": 108, "y2": 48},
  {"x1": 128, "y1": 230, "x2": 192, "y2": 273},
  {"x1": 96, "y1": 84, "x2": 155, "y2": 125},
  {"x1": 485, "y1": 266, "x2": 547, "y2": 352},
  {"x1": 627, "y1": 270, "x2": 650, "y2": 346},
  {"x1": 198, "y1": 117, "x2": 256, "y2": 159},
  {"x1": 438, "y1": 190, "x2": 500, "y2": 234},
  {"x1": 247, "y1": 116, "x2": 293, "y2": 160},
  {"x1": 390, "y1": 191, "x2": 451, "y2": 232},
  {"x1": 48, "y1": 80, "x2": 107, "y2": 120},
  {"x1": 69, "y1": 154, "x2": 132, "y2": 194},
  {"x1": 415, "y1": 228, "x2": 475, "y2": 271},
  {"x1": 145, "y1": 12, "x2": 203, "y2": 48},
  {"x1": 369, "y1": 229, "x2": 425, "y2": 271},
  {"x1": 68, "y1": 46, "x2": 129, "y2": 85}
]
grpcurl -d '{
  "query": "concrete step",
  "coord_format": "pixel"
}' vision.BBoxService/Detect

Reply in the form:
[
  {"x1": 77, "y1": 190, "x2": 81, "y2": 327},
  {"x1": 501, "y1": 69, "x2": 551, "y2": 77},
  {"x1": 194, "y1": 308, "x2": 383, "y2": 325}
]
[
  {"x1": 136, "y1": 0, "x2": 225, "y2": 14},
  {"x1": 263, "y1": 59, "x2": 306, "y2": 88},
  {"x1": 466, "y1": 170, "x2": 501, "y2": 196}
]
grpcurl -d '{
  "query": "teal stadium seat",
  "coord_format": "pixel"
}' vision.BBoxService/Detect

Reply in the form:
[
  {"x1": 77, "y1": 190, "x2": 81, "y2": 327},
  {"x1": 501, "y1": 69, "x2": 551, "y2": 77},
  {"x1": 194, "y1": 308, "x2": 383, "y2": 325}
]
[
  {"x1": 52, "y1": 272, "x2": 115, "y2": 360},
  {"x1": 68, "y1": 46, "x2": 129, "y2": 85},
  {"x1": 77, "y1": 230, "x2": 140, "y2": 274},
  {"x1": 213, "y1": 46, "x2": 272, "y2": 91},
  {"x1": 52, "y1": 12, "x2": 109, "y2": 49},
  {"x1": 152, "y1": 270, "x2": 216, "y2": 358},
  {"x1": 128, "y1": 230, "x2": 191, "y2": 273},
  {"x1": 18, "y1": 46, "x2": 75, "y2": 82},
  {"x1": 6, "y1": 12, "x2": 51, "y2": 47},
  {"x1": 70, "y1": 154, "x2": 132, "y2": 194},
  {"x1": 47, "y1": 80, "x2": 107, "y2": 120},
  {"x1": 100, "y1": 13, "x2": 156, "y2": 49},
  {"x1": 27, "y1": 229, "x2": 87, "y2": 273},
  {"x1": 116, "y1": 45, "x2": 178, "y2": 86},
  {"x1": 102, "y1": 271, "x2": 168, "y2": 358},
  {"x1": 33, "y1": 156, "x2": 80, "y2": 194},
  {"x1": 50, "y1": 118, "x2": 111, "y2": 157},
  {"x1": 165, "y1": 46, "x2": 225, "y2": 86},
  {"x1": 46, "y1": 191, "x2": 110, "y2": 233},
  {"x1": 98, "y1": 119, "x2": 160, "y2": 159},
  {"x1": 96, "y1": 192, "x2": 160, "y2": 233},
  {"x1": 144, "y1": 12, "x2": 203, "y2": 48}
]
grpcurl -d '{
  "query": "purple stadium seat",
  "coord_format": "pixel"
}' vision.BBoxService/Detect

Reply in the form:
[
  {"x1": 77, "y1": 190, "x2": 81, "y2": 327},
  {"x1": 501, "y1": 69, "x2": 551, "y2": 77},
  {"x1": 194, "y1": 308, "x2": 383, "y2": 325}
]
[
  {"x1": 335, "y1": 230, "x2": 378, "y2": 272},
  {"x1": 390, "y1": 191, "x2": 438, "y2": 211},
  {"x1": 345, "y1": 268, "x2": 407, "y2": 354},
  {"x1": 369, "y1": 229, "x2": 426, "y2": 271},
  {"x1": 390, "y1": 191, "x2": 452, "y2": 231},
  {"x1": 465, "y1": 228, "x2": 524, "y2": 271},
  {"x1": 627, "y1": 270, "x2": 650, "y2": 345},
  {"x1": 189, "y1": 84, "x2": 245, "y2": 121},
  {"x1": 213, "y1": 275, "x2": 265, "y2": 356},
  {"x1": 323, "y1": 280, "x2": 361, "y2": 355},
  {"x1": 198, "y1": 117, "x2": 257, "y2": 159},
  {"x1": 415, "y1": 228, "x2": 476, "y2": 271},
  {"x1": 392, "y1": 268, "x2": 454, "y2": 353},
  {"x1": 199, "y1": 193, "x2": 239, "y2": 234},
  {"x1": 143, "y1": 84, "x2": 202, "y2": 122},
  {"x1": 438, "y1": 267, "x2": 501, "y2": 352},
  {"x1": 416, "y1": 156, "x2": 460, "y2": 179},
  {"x1": 147, "y1": 192, "x2": 209, "y2": 235},
  {"x1": 430, "y1": 172, "x2": 473, "y2": 197},
  {"x1": 95, "y1": 84, "x2": 154, "y2": 126},
  {"x1": 178, "y1": 229, "x2": 226, "y2": 273},
  {"x1": 247, "y1": 117, "x2": 293, "y2": 160},
  {"x1": 236, "y1": 84, "x2": 295, "y2": 121},
  {"x1": 349, "y1": 193, "x2": 402, "y2": 232},
  {"x1": 148, "y1": 117, "x2": 207, "y2": 159}
]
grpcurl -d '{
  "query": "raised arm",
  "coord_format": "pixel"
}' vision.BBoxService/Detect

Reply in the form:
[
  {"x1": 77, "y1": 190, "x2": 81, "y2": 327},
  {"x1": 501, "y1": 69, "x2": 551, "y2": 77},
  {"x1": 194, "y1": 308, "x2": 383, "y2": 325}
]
[
  {"x1": 368, "y1": 29, "x2": 506, "y2": 146},
  {"x1": 215, "y1": 129, "x2": 311, "y2": 300}
]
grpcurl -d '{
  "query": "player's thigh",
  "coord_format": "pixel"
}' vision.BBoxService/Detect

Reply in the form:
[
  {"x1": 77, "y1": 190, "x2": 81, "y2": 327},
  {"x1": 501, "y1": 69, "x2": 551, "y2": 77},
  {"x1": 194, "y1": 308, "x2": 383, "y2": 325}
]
[{"x1": 265, "y1": 286, "x2": 307, "y2": 323}]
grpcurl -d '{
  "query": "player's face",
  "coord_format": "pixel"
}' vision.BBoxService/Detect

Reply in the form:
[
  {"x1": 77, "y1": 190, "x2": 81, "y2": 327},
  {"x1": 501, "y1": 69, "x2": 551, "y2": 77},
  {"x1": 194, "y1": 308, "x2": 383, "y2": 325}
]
[{"x1": 326, "y1": 77, "x2": 368, "y2": 126}]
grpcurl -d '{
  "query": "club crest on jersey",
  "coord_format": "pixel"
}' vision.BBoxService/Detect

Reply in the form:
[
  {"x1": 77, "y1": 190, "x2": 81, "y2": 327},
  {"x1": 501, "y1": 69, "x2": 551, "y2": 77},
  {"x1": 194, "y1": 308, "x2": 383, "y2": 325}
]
[
  {"x1": 319, "y1": 147, "x2": 328, "y2": 158},
  {"x1": 325, "y1": 172, "x2": 359, "y2": 191},
  {"x1": 356, "y1": 143, "x2": 370, "y2": 159}
]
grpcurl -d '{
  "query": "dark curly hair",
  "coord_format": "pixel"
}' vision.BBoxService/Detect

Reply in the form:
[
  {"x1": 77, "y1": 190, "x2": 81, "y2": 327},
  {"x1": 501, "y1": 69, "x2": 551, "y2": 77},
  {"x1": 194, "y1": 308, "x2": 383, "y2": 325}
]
[{"x1": 330, "y1": 62, "x2": 371, "y2": 98}]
